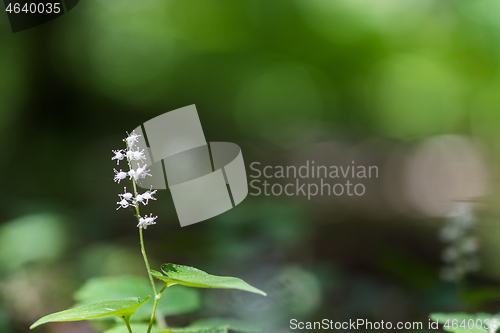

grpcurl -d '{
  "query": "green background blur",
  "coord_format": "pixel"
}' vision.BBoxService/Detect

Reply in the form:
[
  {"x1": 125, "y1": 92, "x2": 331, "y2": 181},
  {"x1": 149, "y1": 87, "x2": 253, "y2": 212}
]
[{"x1": 2, "y1": 0, "x2": 500, "y2": 332}]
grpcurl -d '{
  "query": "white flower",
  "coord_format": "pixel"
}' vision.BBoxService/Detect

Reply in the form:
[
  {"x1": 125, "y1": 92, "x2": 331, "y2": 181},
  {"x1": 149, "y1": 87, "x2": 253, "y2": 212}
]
[
  {"x1": 134, "y1": 164, "x2": 151, "y2": 180},
  {"x1": 119, "y1": 187, "x2": 134, "y2": 201},
  {"x1": 127, "y1": 148, "x2": 146, "y2": 162},
  {"x1": 142, "y1": 188, "x2": 157, "y2": 204},
  {"x1": 134, "y1": 193, "x2": 145, "y2": 205},
  {"x1": 448, "y1": 203, "x2": 476, "y2": 229},
  {"x1": 137, "y1": 213, "x2": 157, "y2": 229},
  {"x1": 459, "y1": 237, "x2": 478, "y2": 254},
  {"x1": 128, "y1": 164, "x2": 151, "y2": 181},
  {"x1": 440, "y1": 225, "x2": 463, "y2": 242},
  {"x1": 134, "y1": 187, "x2": 157, "y2": 206},
  {"x1": 116, "y1": 199, "x2": 131, "y2": 210},
  {"x1": 113, "y1": 169, "x2": 128, "y2": 183},
  {"x1": 125, "y1": 130, "x2": 141, "y2": 147},
  {"x1": 112, "y1": 149, "x2": 126, "y2": 165}
]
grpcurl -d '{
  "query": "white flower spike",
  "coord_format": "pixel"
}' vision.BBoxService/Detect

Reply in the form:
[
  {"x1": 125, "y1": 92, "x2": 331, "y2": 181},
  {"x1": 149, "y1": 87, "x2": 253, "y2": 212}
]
[
  {"x1": 112, "y1": 149, "x2": 126, "y2": 165},
  {"x1": 137, "y1": 213, "x2": 157, "y2": 229},
  {"x1": 113, "y1": 169, "x2": 128, "y2": 183},
  {"x1": 125, "y1": 130, "x2": 141, "y2": 148},
  {"x1": 114, "y1": 132, "x2": 158, "y2": 229}
]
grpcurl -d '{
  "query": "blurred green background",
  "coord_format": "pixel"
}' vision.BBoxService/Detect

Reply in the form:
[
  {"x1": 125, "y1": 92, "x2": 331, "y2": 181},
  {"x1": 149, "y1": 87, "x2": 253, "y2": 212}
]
[{"x1": 2, "y1": 0, "x2": 500, "y2": 332}]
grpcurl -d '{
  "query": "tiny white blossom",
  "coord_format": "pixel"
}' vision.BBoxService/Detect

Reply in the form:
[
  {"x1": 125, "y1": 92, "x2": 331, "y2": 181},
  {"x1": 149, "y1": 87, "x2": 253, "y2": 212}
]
[
  {"x1": 116, "y1": 199, "x2": 131, "y2": 210},
  {"x1": 134, "y1": 193, "x2": 145, "y2": 205},
  {"x1": 134, "y1": 164, "x2": 152, "y2": 180},
  {"x1": 125, "y1": 130, "x2": 141, "y2": 148},
  {"x1": 134, "y1": 187, "x2": 157, "y2": 206},
  {"x1": 448, "y1": 203, "x2": 476, "y2": 229},
  {"x1": 142, "y1": 187, "x2": 157, "y2": 204},
  {"x1": 127, "y1": 148, "x2": 146, "y2": 162},
  {"x1": 459, "y1": 237, "x2": 478, "y2": 254},
  {"x1": 119, "y1": 187, "x2": 134, "y2": 201},
  {"x1": 137, "y1": 213, "x2": 157, "y2": 229},
  {"x1": 114, "y1": 169, "x2": 128, "y2": 183},
  {"x1": 440, "y1": 224, "x2": 463, "y2": 242},
  {"x1": 128, "y1": 169, "x2": 136, "y2": 180},
  {"x1": 112, "y1": 149, "x2": 126, "y2": 165}
]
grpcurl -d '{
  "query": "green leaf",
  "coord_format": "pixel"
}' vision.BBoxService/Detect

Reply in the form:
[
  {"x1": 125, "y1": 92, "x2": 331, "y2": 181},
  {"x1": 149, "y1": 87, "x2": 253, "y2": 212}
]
[
  {"x1": 104, "y1": 323, "x2": 162, "y2": 333},
  {"x1": 430, "y1": 313, "x2": 500, "y2": 333},
  {"x1": 190, "y1": 318, "x2": 260, "y2": 332},
  {"x1": 30, "y1": 297, "x2": 150, "y2": 329},
  {"x1": 0, "y1": 213, "x2": 67, "y2": 272},
  {"x1": 74, "y1": 276, "x2": 200, "y2": 320},
  {"x1": 151, "y1": 264, "x2": 266, "y2": 296}
]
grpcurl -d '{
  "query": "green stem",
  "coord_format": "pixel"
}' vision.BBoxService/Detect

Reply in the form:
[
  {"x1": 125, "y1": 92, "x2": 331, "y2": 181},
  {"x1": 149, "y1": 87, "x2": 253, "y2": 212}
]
[
  {"x1": 140, "y1": 226, "x2": 157, "y2": 296},
  {"x1": 147, "y1": 284, "x2": 168, "y2": 333},
  {"x1": 124, "y1": 318, "x2": 133, "y2": 333}
]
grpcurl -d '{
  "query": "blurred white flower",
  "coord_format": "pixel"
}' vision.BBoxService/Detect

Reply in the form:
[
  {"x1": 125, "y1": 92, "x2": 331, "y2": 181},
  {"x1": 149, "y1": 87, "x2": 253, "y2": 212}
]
[
  {"x1": 439, "y1": 203, "x2": 480, "y2": 283},
  {"x1": 459, "y1": 237, "x2": 478, "y2": 254},
  {"x1": 448, "y1": 203, "x2": 476, "y2": 229},
  {"x1": 440, "y1": 225, "x2": 463, "y2": 242}
]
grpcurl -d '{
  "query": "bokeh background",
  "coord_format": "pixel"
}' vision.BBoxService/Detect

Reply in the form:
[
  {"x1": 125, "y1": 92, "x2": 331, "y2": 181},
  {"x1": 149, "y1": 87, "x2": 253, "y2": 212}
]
[{"x1": 2, "y1": 0, "x2": 500, "y2": 332}]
